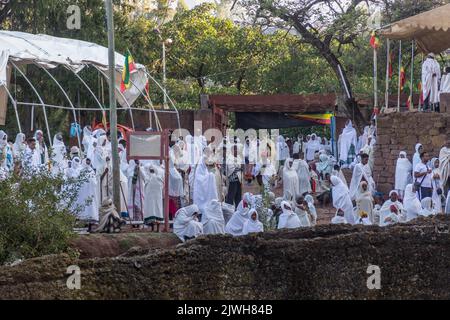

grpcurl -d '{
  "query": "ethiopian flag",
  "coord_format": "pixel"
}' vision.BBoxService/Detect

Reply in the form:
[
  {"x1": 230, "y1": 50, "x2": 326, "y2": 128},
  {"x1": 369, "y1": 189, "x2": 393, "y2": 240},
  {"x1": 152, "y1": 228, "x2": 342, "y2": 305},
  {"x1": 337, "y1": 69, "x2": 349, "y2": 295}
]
[
  {"x1": 289, "y1": 113, "x2": 333, "y2": 125},
  {"x1": 120, "y1": 50, "x2": 137, "y2": 93},
  {"x1": 370, "y1": 31, "x2": 380, "y2": 49}
]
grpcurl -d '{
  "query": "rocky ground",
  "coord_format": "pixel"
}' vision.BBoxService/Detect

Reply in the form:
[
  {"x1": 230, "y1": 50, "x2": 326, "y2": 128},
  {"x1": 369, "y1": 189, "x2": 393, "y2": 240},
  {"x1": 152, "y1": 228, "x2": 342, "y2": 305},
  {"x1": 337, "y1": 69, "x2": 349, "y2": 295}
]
[{"x1": 0, "y1": 215, "x2": 448, "y2": 299}]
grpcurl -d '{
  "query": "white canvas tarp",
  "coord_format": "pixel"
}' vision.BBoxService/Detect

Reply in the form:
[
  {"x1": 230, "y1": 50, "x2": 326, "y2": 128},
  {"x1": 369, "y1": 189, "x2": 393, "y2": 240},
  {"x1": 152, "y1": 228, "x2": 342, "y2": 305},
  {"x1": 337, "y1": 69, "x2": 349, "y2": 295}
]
[
  {"x1": 379, "y1": 4, "x2": 450, "y2": 54},
  {"x1": 0, "y1": 30, "x2": 148, "y2": 109}
]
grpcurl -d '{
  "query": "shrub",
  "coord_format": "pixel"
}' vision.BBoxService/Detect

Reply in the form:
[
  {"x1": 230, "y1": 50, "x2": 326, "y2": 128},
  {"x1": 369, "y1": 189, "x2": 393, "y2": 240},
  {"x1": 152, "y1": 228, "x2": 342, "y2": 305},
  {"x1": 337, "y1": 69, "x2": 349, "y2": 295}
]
[{"x1": 0, "y1": 167, "x2": 85, "y2": 264}]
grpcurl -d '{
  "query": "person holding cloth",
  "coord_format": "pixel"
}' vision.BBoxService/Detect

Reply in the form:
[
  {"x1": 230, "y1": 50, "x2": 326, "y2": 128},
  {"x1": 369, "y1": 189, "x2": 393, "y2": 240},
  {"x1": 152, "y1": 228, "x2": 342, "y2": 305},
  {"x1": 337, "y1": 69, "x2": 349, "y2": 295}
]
[{"x1": 414, "y1": 152, "x2": 433, "y2": 201}]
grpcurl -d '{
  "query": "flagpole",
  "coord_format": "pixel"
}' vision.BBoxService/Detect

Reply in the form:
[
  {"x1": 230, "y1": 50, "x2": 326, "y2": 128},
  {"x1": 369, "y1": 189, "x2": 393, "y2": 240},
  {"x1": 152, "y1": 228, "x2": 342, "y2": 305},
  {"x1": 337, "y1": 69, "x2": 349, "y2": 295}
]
[
  {"x1": 106, "y1": 0, "x2": 121, "y2": 211},
  {"x1": 397, "y1": 40, "x2": 402, "y2": 112},
  {"x1": 384, "y1": 38, "x2": 390, "y2": 112},
  {"x1": 410, "y1": 40, "x2": 415, "y2": 111},
  {"x1": 373, "y1": 42, "x2": 378, "y2": 110}
]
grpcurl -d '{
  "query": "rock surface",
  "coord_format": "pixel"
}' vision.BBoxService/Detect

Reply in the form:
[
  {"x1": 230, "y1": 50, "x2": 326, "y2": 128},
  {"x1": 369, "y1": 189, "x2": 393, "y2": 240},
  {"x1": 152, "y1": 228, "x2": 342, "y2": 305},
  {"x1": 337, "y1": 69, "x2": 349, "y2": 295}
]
[{"x1": 0, "y1": 216, "x2": 448, "y2": 300}]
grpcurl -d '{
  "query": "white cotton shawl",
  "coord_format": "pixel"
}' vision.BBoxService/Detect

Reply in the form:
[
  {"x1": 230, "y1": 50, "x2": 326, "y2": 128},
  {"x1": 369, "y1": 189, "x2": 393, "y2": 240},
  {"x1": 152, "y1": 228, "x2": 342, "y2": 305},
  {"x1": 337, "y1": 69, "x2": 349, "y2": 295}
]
[
  {"x1": 403, "y1": 184, "x2": 422, "y2": 221},
  {"x1": 395, "y1": 151, "x2": 412, "y2": 192},
  {"x1": 331, "y1": 175, "x2": 355, "y2": 224},
  {"x1": 242, "y1": 209, "x2": 264, "y2": 235},
  {"x1": 225, "y1": 199, "x2": 250, "y2": 236},
  {"x1": 338, "y1": 121, "x2": 357, "y2": 162},
  {"x1": 278, "y1": 201, "x2": 301, "y2": 229},
  {"x1": 193, "y1": 158, "x2": 218, "y2": 214},
  {"x1": 202, "y1": 199, "x2": 225, "y2": 235}
]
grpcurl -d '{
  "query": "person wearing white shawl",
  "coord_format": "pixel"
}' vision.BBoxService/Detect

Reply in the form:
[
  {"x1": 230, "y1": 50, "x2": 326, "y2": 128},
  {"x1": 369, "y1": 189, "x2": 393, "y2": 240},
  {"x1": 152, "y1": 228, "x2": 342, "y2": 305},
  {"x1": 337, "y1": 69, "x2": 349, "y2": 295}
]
[
  {"x1": 360, "y1": 136, "x2": 375, "y2": 171},
  {"x1": 82, "y1": 126, "x2": 93, "y2": 155},
  {"x1": 354, "y1": 181, "x2": 374, "y2": 225},
  {"x1": 193, "y1": 157, "x2": 218, "y2": 215},
  {"x1": 51, "y1": 133, "x2": 67, "y2": 175},
  {"x1": 302, "y1": 135, "x2": 310, "y2": 156},
  {"x1": 419, "y1": 197, "x2": 435, "y2": 217},
  {"x1": 283, "y1": 158, "x2": 299, "y2": 201},
  {"x1": 225, "y1": 192, "x2": 252, "y2": 236},
  {"x1": 331, "y1": 175, "x2": 355, "y2": 224},
  {"x1": 430, "y1": 157, "x2": 443, "y2": 214},
  {"x1": 99, "y1": 157, "x2": 129, "y2": 216},
  {"x1": 379, "y1": 190, "x2": 406, "y2": 224},
  {"x1": 34, "y1": 129, "x2": 49, "y2": 166},
  {"x1": 126, "y1": 159, "x2": 146, "y2": 222},
  {"x1": 202, "y1": 199, "x2": 226, "y2": 235},
  {"x1": 331, "y1": 209, "x2": 348, "y2": 224},
  {"x1": 22, "y1": 138, "x2": 41, "y2": 172},
  {"x1": 412, "y1": 143, "x2": 423, "y2": 172},
  {"x1": 294, "y1": 154, "x2": 311, "y2": 195},
  {"x1": 440, "y1": 66, "x2": 450, "y2": 93},
  {"x1": 253, "y1": 153, "x2": 276, "y2": 192},
  {"x1": 0, "y1": 130, "x2": 13, "y2": 172},
  {"x1": 349, "y1": 153, "x2": 375, "y2": 201},
  {"x1": 338, "y1": 120, "x2": 357, "y2": 167},
  {"x1": 439, "y1": 139, "x2": 450, "y2": 194},
  {"x1": 403, "y1": 184, "x2": 422, "y2": 221},
  {"x1": 293, "y1": 137, "x2": 301, "y2": 155},
  {"x1": 66, "y1": 156, "x2": 81, "y2": 179},
  {"x1": 12, "y1": 133, "x2": 27, "y2": 161},
  {"x1": 331, "y1": 164, "x2": 347, "y2": 187},
  {"x1": 379, "y1": 202, "x2": 401, "y2": 227},
  {"x1": 76, "y1": 158, "x2": 99, "y2": 222},
  {"x1": 173, "y1": 204, "x2": 203, "y2": 242},
  {"x1": 357, "y1": 126, "x2": 369, "y2": 154},
  {"x1": 143, "y1": 164, "x2": 164, "y2": 228},
  {"x1": 316, "y1": 154, "x2": 332, "y2": 178},
  {"x1": 421, "y1": 53, "x2": 441, "y2": 110},
  {"x1": 242, "y1": 209, "x2": 264, "y2": 235},
  {"x1": 118, "y1": 143, "x2": 129, "y2": 176},
  {"x1": 92, "y1": 136, "x2": 108, "y2": 173},
  {"x1": 305, "y1": 134, "x2": 321, "y2": 162},
  {"x1": 168, "y1": 155, "x2": 184, "y2": 207},
  {"x1": 293, "y1": 197, "x2": 311, "y2": 227},
  {"x1": 225, "y1": 144, "x2": 243, "y2": 207},
  {"x1": 304, "y1": 194, "x2": 317, "y2": 225},
  {"x1": 395, "y1": 151, "x2": 412, "y2": 199},
  {"x1": 276, "y1": 135, "x2": 289, "y2": 163},
  {"x1": 278, "y1": 200, "x2": 301, "y2": 229}
]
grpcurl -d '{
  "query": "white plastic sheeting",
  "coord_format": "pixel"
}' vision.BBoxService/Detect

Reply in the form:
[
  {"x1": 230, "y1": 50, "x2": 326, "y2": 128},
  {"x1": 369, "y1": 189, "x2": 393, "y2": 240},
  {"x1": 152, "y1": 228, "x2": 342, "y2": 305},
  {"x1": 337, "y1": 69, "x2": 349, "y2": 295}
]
[{"x1": 0, "y1": 30, "x2": 148, "y2": 107}]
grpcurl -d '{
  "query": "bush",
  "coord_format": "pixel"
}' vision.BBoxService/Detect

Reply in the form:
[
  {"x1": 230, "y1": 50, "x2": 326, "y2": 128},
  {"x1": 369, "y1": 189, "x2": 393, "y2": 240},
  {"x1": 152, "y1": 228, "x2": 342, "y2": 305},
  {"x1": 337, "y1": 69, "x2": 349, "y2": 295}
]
[{"x1": 0, "y1": 168, "x2": 84, "y2": 264}]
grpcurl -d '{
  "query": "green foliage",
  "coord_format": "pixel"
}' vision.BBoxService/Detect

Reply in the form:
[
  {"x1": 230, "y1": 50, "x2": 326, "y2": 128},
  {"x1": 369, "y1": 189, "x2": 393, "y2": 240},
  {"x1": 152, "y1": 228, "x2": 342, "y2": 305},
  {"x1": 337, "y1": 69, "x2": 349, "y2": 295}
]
[{"x1": 0, "y1": 170, "x2": 83, "y2": 264}]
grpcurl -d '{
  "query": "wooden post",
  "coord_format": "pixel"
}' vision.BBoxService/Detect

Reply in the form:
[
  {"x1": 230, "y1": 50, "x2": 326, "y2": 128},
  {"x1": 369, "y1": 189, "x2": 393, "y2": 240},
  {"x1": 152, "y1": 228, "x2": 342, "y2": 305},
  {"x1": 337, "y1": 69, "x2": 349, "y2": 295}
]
[
  {"x1": 384, "y1": 39, "x2": 390, "y2": 112},
  {"x1": 163, "y1": 129, "x2": 170, "y2": 232}
]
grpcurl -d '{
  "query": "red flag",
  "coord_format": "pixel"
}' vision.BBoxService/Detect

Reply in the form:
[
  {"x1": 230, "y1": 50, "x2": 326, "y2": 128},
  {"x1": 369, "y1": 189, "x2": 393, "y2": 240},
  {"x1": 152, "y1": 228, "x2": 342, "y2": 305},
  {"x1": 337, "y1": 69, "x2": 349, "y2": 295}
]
[
  {"x1": 400, "y1": 67, "x2": 406, "y2": 92},
  {"x1": 389, "y1": 52, "x2": 394, "y2": 79},
  {"x1": 406, "y1": 95, "x2": 412, "y2": 109}
]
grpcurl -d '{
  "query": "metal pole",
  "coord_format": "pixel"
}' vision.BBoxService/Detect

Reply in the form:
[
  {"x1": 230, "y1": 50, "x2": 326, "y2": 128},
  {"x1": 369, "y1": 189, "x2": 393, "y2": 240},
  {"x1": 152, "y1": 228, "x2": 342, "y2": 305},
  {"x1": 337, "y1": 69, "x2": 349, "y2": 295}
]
[
  {"x1": 162, "y1": 41, "x2": 167, "y2": 109},
  {"x1": 410, "y1": 40, "x2": 415, "y2": 110},
  {"x1": 106, "y1": 0, "x2": 121, "y2": 211},
  {"x1": 36, "y1": 64, "x2": 82, "y2": 154},
  {"x1": 397, "y1": 40, "x2": 402, "y2": 112},
  {"x1": 384, "y1": 39, "x2": 390, "y2": 111},
  {"x1": 163, "y1": 130, "x2": 170, "y2": 232},
  {"x1": 1, "y1": 84, "x2": 22, "y2": 133},
  {"x1": 11, "y1": 62, "x2": 52, "y2": 147},
  {"x1": 373, "y1": 46, "x2": 378, "y2": 108}
]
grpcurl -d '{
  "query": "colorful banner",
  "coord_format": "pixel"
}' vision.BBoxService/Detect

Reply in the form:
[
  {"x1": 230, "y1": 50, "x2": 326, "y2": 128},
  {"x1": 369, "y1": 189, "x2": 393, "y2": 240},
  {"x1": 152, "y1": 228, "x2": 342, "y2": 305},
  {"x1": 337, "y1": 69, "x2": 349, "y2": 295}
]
[{"x1": 288, "y1": 113, "x2": 334, "y2": 125}]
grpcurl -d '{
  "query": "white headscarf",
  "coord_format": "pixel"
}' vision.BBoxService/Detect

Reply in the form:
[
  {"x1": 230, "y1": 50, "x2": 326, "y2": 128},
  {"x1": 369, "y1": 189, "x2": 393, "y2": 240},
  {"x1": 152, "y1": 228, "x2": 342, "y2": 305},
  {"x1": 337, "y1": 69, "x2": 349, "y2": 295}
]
[
  {"x1": 242, "y1": 209, "x2": 264, "y2": 235},
  {"x1": 13, "y1": 133, "x2": 26, "y2": 158},
  {"x1": 168, "y1": 157, "x2": 183, "y2": 197},
  {"x1": 331, "y1": 175, "x2": 355, "y2": 224},
  {"x1": 403, "y1": 184, "x2": 422, "y2": 221},
  {"x1": 304, "y1": 194, "x2": 317, "y2": 224},
  {"x1": 419, "y1": 197, "x2": 434, "y2": 217},
  {"x1": 413, "y1": 143, "x2": 422, "y2": 171},
  {"x1": 283, "y1": 158, "x2": 299, "y2": 201},
  {"x1": 338, "y1": 120, "x2": 357, "y2": 162},
  {"x1": 395, "y1": 151, "x2": 412, "y2": 192},
  {"x1": 173, "y1": 204, "x2": 202, "y2": 241},
  {"x1": 193, "y1": 158, "x2": 218, "y2": 214},
  {"x1": 225, "y1": 193, "x2": 252, "y2": 236},
  {"x1": 202, "y1": 199, "x2": 225, "y2": 235},
  {"x1": 51, "y1": 133, "x2": 66, "y2": 164},
  {"x1": 278, "y1": 200, "x2": 301, "y2": 229}
]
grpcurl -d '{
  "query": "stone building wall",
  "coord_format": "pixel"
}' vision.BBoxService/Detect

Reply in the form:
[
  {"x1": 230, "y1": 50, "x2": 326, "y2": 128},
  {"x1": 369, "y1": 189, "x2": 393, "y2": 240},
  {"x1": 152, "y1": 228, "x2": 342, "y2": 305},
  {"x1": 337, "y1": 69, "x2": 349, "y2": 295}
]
[{"x1": 373, "y1": 112, "x2": 450, "y2": 194}]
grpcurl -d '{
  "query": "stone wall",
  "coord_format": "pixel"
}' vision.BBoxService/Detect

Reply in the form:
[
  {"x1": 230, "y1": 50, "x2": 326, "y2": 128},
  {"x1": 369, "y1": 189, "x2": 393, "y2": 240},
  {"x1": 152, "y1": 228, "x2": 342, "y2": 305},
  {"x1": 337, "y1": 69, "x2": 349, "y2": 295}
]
[
  {"x1": 373, "y1": 112, "x2": 450, "y2": 194},
  {"x1": 0, "y1": 216, "x2": 448, "y2": 300}
]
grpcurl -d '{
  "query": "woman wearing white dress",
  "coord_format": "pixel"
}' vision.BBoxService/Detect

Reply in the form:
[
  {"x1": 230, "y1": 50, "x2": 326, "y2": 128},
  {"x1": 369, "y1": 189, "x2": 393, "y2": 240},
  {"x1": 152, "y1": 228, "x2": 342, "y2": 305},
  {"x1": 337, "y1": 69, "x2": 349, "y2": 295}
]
[
  {"x1": 242, "y1": 209, "x2": 264, "y2": 235},
  {"x1": 331, "y1": 175, "x2": 355, "y2": 224},
  {"x1": 278, "y1": 201, "x2": 301, "y2": 229},
  {"x1": 173, "y1": 204, "x2": 203, "y2": 242},
  {"x1": 202, "y1": 199, "x2": 226, "y2": 235},
  {"x1": 143, "y1": 164, "x2": 164, "y2": 229},
  {"x1": 395, "y1": 151, "x2": 412, "y2": 199},
  {"x1": 403, "y1": 184, "x2": 422, "y2": 221},
  {"x1": 225, "y1": 193, "x2": 252, "y2": 236}
]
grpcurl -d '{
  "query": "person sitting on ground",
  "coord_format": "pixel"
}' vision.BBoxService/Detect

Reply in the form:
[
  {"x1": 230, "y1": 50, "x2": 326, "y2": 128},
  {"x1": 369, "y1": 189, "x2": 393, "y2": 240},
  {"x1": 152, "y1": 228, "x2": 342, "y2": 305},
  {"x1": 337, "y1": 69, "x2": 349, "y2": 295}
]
[
  {"x1": 173, "y1": 204, "x2": 203, "y2": 242},
  {"x1": 304, "y1": 194, "x2": 317, "y2": 226},
  {"x1": 331, "y1": 209, "x2": 348, "y2": 224},
  {"x1": 94, "y1": 199, "x2": 126, "y2": 233},
  {"x1": 293, "y1": 196, "x2": 311, "y2": 227},
  {"x1": 317, "y1": 172, "x2": 332, "y2": 206},
  {"x1": 277, "y1": 201, "x2": 301, "y2": 229},
  {"x1": 379, "y1": 190, "x2": 406, "y2": 223},
  {"x1": 242, "y1": 209, "x2": 264, "y2": 235}
]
